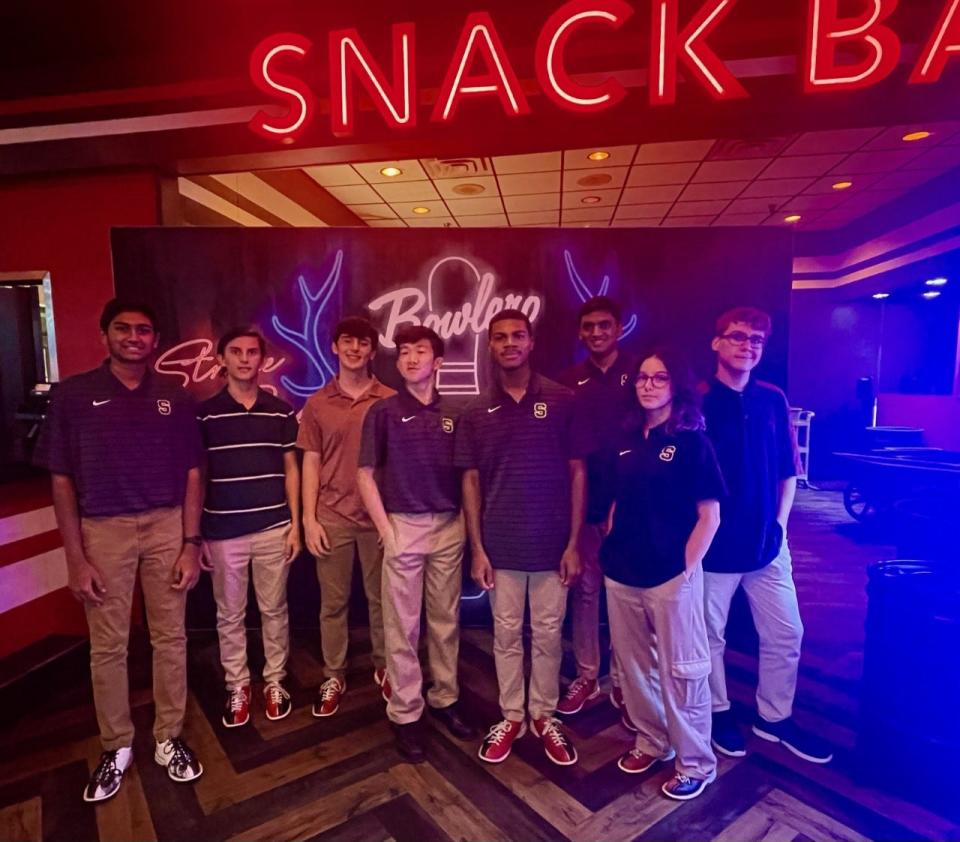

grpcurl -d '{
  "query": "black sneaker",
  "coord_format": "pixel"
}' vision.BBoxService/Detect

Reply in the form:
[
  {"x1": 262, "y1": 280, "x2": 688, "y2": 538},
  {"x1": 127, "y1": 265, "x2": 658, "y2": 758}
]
[
  {"x1": 155, "y1": 737, "x2": 204, "y2": 782},
  {"x1": 392, "y1": 721, "x2": 426, "y2": 763},
  {"x1": 429, "y1": 702, "x2": 478, "y2": 740},
  {"x1": 711, "y1": 710, "x2": 746, "y2": 758},
  {"x1": 83, "y1": 747, "x2": 133, "y2": 803},
  {"x1": 752, "y1": 716, "x2": 833, "y2": 764}
]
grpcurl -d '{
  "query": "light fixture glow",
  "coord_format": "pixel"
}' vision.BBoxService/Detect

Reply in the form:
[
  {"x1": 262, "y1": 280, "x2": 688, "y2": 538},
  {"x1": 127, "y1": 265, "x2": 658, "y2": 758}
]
[
  {"x1": 784, "y1": 214, "x2": 802, "y2": 224},
  {"x1": 922, "y1": 290, "x2": 941, "y2": 299},
  {"x1": 925, "y1": 277, "x2": 948, "y2": 287},
  {"x1": 581, "y1": 195, "x2": 602, "y2": 204},
  {"x1": 902, "y1": 131, "x2": 931, "y2": 142},
  {"x1": 872, "y1": 292, "x2": 890, "y2": 300},
  {"x1": 379, "y1": 166, "x2": 403, "y2": 177},
  {"x1": 587, "y1": 150, "x2": 610, "y2": 161},
  {"x1": 412, "y1": 206, "x2": 430, "y2": 214},
  {"x1": 832, "y1": 181, "x2": 853, "y2": 190}
]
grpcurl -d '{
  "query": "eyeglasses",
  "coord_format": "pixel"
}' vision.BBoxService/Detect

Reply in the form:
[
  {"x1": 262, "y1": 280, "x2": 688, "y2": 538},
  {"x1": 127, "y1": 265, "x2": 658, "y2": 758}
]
[
  {"x1": 636, "y1": 372, "x2": 671, "y2": 388},
  {"x1": 721, "y1": 331, "x2": 766, "y2": 348}
]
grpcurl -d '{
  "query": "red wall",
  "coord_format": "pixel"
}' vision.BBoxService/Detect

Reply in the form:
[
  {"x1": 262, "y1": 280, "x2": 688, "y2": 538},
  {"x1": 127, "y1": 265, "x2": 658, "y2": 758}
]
[{"x1": 0, "y1": 170, "x2": 160, "y2": 377}]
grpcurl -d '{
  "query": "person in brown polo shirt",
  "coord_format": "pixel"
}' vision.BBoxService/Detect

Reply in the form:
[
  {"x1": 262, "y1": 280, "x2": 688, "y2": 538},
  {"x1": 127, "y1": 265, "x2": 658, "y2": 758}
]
[{"x1": 298, "y1": 316, "x2": 396, "y2": 717}]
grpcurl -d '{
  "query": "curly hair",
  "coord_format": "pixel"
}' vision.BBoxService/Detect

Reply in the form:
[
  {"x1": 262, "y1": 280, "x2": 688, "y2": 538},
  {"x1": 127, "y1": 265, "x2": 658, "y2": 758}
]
[{"x1": 626, "y1": 346, "x2": 705, "y2": 434}]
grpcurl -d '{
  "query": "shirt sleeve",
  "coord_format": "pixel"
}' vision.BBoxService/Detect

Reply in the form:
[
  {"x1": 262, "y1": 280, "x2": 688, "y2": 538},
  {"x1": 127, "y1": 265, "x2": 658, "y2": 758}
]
[
  {"x1": 453, "y1": 407, "x2": 478, "y2": 469},
  {"x1": 358, "y1": 403, "x2": 384, "y2": 469},
  {"x1": 32, "y1": 386, "x2": 72, "y2": 474},
  {"x1": 773, "y1": 391, "x2": 800, "y2": 480},
  {"x1": 689, "y1": 432, "x2": 728, "y2": 503},
  {"x1": 296, "y1": 397, "x2": 322, "y2": 452},
  {"x1": 283, "y1": 409, "x2": 299, "y2": 450}
]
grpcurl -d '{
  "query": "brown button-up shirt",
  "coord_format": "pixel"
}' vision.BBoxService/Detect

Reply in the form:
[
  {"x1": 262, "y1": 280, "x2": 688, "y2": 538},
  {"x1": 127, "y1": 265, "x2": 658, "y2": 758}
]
[{"x1": 296, "y1": 375, "x2": 395, "y2": 528}]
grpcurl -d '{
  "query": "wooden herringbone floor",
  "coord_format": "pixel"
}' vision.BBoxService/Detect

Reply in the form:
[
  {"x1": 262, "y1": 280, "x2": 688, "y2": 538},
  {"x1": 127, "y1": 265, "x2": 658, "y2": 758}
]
[{"x1": 1, "y1": 489, "x2": 957, "y2": 842}]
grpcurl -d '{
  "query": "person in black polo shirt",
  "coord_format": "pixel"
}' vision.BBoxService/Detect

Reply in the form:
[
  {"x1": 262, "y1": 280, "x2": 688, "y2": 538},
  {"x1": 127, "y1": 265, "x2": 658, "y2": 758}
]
[
  {"x1": 196, "y1": 327, "x2": 301, "y2": 729},
  {"x1": 33, "y1": 299, "x2": 204, "y2": 804},
  {"x1": 702, "y1": 307, "x2": 832, "y2": 764},
  {"x1": 557, "y1": 295, "x2": 637, "y2": 723},
  {"x1": 455, "y1": 309, "x2": 589, "y2": 767},
  {"x1": 356, "y1": 325, "x2": 477, "y2": 763},
  {"x1": 602, "y1": 349, "x2": 724, "y2": 801}
]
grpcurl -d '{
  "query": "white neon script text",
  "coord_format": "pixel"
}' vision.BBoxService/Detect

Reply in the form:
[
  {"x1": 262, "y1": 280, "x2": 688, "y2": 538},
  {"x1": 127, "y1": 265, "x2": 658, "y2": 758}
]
[{"x1": 155, "y1": 339, "x2": 286, "y2": 388}]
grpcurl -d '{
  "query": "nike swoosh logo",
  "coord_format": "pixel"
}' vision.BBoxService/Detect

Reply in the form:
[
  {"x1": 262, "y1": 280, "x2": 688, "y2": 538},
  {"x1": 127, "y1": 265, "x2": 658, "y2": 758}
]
[
  {"x1": 577, "y1": 378, "x2": 590, "y2": 386},
  {"x1": 619, "y1": 449, "x2": 632, "y2": 456},
  {"x1": 92, "y1": 399, "x2": 111, "y2": 407},
  {"x1": 487, "y1": 405, "x2": 502, "y2": 414},
  {"x1": 401, "y1": 416, "x2": 416, "y2": 422}
]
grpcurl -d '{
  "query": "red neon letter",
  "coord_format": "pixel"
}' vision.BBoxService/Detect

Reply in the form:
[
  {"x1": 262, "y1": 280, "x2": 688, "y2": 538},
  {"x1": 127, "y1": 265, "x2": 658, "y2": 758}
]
[
  {"x1": 249, "y1": 33, "x2": 314, "y2": 140},
  {"x1": 329, "y1": 23, "x2": 416, "y2": 137},
  {"x1": 431, "y1": 12, "x2": 530, "y2": 123},
  {"x1": 535, "y1": 0, "x2": 634, "y2": 112},
  {"x1": 910, "y1": 0, "x2": 960, "y2": 84},
  {"x1": 650, "y1": 0, "x2": 747, "y2": 105},
  {"x1": 804, "y1": 0, "x2": 901, "y2": 92}
]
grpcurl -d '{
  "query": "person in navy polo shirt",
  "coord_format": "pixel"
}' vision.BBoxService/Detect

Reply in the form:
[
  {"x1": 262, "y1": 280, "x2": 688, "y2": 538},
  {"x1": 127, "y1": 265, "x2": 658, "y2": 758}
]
[
  {"x1": 455, "y1": 309, "x2": 589, "y2": 767},
  {"x1": 34, "y1": 299, "x2": 204, "y2": 804},
  {"x1": 702, "y1": 307, "x2": 832, "y2": 765},
  {"x1": 557, "y1": 295, "x2": 637, "y2": 725},
  {"x1": 196, "y1": 327, "x2": 301, "y2": 729},
  {"x1": 357, "y1": 325, "x2": 477, "y2": 763},
  {"x1": 602, "y1": 349, "x2": 724, "y2": 801}
]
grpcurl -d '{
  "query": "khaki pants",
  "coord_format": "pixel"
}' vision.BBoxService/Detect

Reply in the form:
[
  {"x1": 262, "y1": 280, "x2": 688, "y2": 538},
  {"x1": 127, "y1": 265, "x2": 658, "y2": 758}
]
[
  {"x1": 572, "y1": 524, "x2": 623, "y2": 686},
  {"x1": 489, "y1": 569, "x2": 568, "y2": 722},
  {"x1": 606, "y1": 571, "x2": 716, "y2": 780},
  {"x1": 315, "y1": 523, "x2": 385, "y2": 679},
  {"x1": 80, "y1": 506, "x2": 186, "y2": 750},
  {"x1": 382, "y1": 512, "x2": 464, "y2": 724},
  {"x1": 704, "y1": 539, "x2": 803, "y2": 722},
  {"x1": 205, "y1": 525, "x2": 291, "y2": 690}
]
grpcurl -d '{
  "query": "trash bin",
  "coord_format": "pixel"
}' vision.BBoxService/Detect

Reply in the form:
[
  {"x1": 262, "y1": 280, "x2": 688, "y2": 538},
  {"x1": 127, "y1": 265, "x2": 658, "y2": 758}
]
[{"x1": 857, "y1": 560, "x2": 960, "y2": 818}]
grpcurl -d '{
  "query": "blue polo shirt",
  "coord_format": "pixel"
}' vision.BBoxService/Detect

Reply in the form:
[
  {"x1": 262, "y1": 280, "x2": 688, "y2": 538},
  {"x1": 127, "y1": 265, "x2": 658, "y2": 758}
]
[
  {"x1": 454, "y1": 373, "x2": 592, "y2": 572},
  {"x1": 33, "y1": 361, "x2": 202, "y2": 518},
  {"x1": 702, "y1": 377, "x2": 799, "y2": 573},
  {"x1": 559, "y1": 351, "x2": 638, "y2": 524},
  {"x1": 358, "y1": 388, "x2": 461, "y2": 514}
]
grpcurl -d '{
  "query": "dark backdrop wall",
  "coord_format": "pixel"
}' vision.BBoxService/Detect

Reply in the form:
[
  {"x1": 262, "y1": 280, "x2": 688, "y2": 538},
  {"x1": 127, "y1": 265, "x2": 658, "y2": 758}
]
[{"x1": 112, "y1": 225, "x2": 793, "y2": 630}]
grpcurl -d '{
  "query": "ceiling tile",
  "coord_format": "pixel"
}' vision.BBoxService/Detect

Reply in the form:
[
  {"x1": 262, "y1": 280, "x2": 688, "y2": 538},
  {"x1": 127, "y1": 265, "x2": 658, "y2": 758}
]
[
  {"x1": 693, "y1": 159, "x2": 772, "y2": 183},
  {"x1": 514, "y1": 221, "x2": 560, "y2": 227},
  {"x1": 830, "y1": 150, "x2": 923, "y2": 175},
  {"x1": 497, "y1": 171, "x2": 561, "y2": 196},
  {"x1": 763, "y1": 215, "x2": 809, "y2": 227},
  {"x1": 836, "y1": 190, "x2": 899, "y2": 211},
  {"x1": 444, "y1": 196, "x2": 504, "y2": 216},
  {"x1": 353, "y1": 159, "x2": 428, "y2": 183},
  {"x1": 562, "y1": 220, "x2": 610, "y2": 227},
  {"x1": 456, "y1": 213, "x2": 509, "y2": 227},
  {"x1": 347, "y1": 203, "x2": 398, "y2": 220},
  {"x1": 564, "y1": 145, "x2": 637, "y2": 169},
  {"x1": 503, "y1": 193, "x2": 561, "y2": 213},
  {"x1": 905, "y1": 146, "x2": 960, "y2": 171},
  {"x1": 779, "y1": 193, "x2": 845, "y2": 211},
  {"x1": 366, "y1": 219, "x2": 407, "y2": 227},
  {"x1": 492, "y1": 151, "x2": 562, "y2": 174},
  {"x1": 563, "y1": 167, "x2": 628, "y2": 191},
  {"x1": 562, "y1": 207, "x2": 614, "y2": 222},
  {"x1": 507, "y1": 209, "x2": 559, "y2": 225},
  {"x1": 760, "y1": 154, "x2": 847, "y2": 179},
  {"x1": 661, "y1": 216, "x2": 716, "y2": 226},
  {"x1": 419, "y1": 157, "x2": 494, "y2": 180},
  {"x1": 714, "y1": 213, "x2": 769, "y2": 226},
  {"x1": 374, "y1": 180, "x2": 440, "y2": 202},
  {"x1": 611, "y1": 219, "x2": 663, "y2": 227},
  {"x1": 708, "y1": 137, "x2": 795, "y2": 160},
  {"x1": 871, "y1": 169, "x2": 945, "y2": 191},
  {"x1": 324, "y1": 183, "x2": 383, "y2": 204},
  {"x1": 432, "y1": 175, "x2": 500, "y2": 200},
  {"x1": 741, "y1": 178, "x2": 813, "y2": 198},
  {"x1": 669, "y1": 200, "x2": 729, "y2": 216},
  {"x1": 621, "y1": 184, "x2": 684, "y2": 204},
  {"x1": 562, "y1": 188, "x2": 621, "y2": 209},
  {"x1": 303, "y1": 164, "x2": 365, "y2": 187},
  {"x1": 861, "y1": 123, "x2": 960, "y2": 151},
  {"x1": 727, "y1": 197, "x2": 780, "y2": 214},
  {"x1": 404, "y1": 215, "x2": 457, "y2": 227},
  {"x1": 391, "y1": 200, "x2": 448, "y2": 219},
  {"x1": 615, "y1": 204, "x2": 671, "y2": 220},
  {"x1": 680, "y1": 181, "x2": 747, "y2": 201},
  {"x1": 802, "y1": 173, "x2": 883, "y2": 194},
  {"x1": 634, "y1": 140, "x2": 715, "y2": 164},
  {"x1": 783, "y1": 127, "x2": 884, "y2": 156},
  {"x1": 627, "y1": 162, "x2": 698, "y2": 186}
]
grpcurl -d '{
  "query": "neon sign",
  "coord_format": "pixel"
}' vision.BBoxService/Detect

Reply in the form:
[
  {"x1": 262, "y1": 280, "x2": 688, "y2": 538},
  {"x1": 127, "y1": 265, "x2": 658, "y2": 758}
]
[{"x1": 248, "y1": 0, "x2": 958, "y2": 141}]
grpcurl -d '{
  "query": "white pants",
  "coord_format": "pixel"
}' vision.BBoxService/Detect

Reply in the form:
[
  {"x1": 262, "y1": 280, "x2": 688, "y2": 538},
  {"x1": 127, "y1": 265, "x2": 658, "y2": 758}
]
[{"x1": 703, "y1": 540, "x2": 803, "y2": 722}]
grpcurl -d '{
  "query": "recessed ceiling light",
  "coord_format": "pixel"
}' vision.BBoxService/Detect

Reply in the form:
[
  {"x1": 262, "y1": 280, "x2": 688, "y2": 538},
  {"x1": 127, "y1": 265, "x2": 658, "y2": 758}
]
[
  {"x1": 922, "y1": 290, "x2": 941, "y2": 299},
  {"x1": 784, "y1": 214, "x2": 802, "y2": 224},
  {"x1": 872, "y1": 292, "x2": 890, "y2": 300},
  {"x1": 926, "y1": 277, "x2": 948, "y2": 287},
  {"x1": 587, "y1": 151, "x2": 610, "y2": 161},
  {"x1": 412, "y1": 206, "x2": 430, "y2": 214},
  {"x1": 902, "y1": 131, "x2": 931, "y2": 142},
  {"x1": 379, "y1": 166, "x2": 403, "y2": 177},
  {"x1": 832, "y1": 181, "x2": 853, "y2": 190},
  {"x1": 577, "y1": 173, "x2": 613, "y2": 187},
  {"x1": 281, "y1": 137, "x2": 295, "y2": 145},
  {"x1": 452, "y1": 182, "x2": 485, "y2": 196},
  {"x1": 581, "y1": 196, "x2": 602, "y2": 205}
]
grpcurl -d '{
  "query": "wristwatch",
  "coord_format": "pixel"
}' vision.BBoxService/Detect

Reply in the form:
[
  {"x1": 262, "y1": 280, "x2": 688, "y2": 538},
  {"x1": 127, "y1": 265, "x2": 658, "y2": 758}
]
[{"x1": 183, "y1": 536, "x2": 202, "y2": 547}]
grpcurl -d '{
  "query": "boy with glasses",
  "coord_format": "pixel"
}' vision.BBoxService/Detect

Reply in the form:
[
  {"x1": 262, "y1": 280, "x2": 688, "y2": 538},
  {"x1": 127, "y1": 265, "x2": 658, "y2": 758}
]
[{"x1": 702, "y1": 307, "x2": 832, "y2": 764}]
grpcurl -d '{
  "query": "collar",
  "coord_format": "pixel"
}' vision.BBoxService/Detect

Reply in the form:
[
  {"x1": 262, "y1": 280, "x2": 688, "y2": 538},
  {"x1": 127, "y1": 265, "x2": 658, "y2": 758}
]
[
  {"x1": 321, "y1": 374, "x2": 388, "y2": 402},
  {"x1": 710, "y1": 375, "x2": 756, "y2": 398},
  {"x1": 583, "y1": 349, "x2": 635, "y2": 381},
  {"x1": 97, "y1": 359, "x2": 152, "y2": 394},
  {"x1": 491, "y1": 371, "x2": 543, "y2": 404},
  {"x1": 214, "y1": 385, "x2": 271, "y2": 412},
  {"x1": 397, "y1": 386, "x2": 441, "y2": 412}
]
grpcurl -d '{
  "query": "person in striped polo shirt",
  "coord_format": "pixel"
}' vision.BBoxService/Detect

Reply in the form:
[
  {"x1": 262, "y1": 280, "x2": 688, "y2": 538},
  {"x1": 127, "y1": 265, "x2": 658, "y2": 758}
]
[{"x1": 197, "y1": 327, "x2": 301, "y2": 728}]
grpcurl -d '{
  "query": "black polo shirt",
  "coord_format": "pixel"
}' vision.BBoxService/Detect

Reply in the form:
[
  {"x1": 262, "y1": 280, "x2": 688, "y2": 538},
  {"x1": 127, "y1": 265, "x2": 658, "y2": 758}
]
[
  {"x1": 33, "y1": 361, "x2": 202, "y2": 518},
  {"x1": 454, "y1": 373, "x2": 592, "y2": 572},
  {"x1": 197, "y1": 387, "x2": 299, "y2": 540},
  {"x1": 601, "y1": 423, "x2": 726, "y2": 588},
  {"x1": 358, "y1": 389, "x2": 461, "y2": 514},
  {"x1": 559, "y1": 351, "x2": 638, "y2": 524},
  {"x1": 702, "y1": 378, "x2": 799, "y2": 574}
]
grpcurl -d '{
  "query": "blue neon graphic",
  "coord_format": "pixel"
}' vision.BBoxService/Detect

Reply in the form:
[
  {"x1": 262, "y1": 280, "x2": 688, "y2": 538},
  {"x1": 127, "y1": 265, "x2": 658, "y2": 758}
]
[{"x1": 563, "y1": 249, "x2": 638, "y2": 339}]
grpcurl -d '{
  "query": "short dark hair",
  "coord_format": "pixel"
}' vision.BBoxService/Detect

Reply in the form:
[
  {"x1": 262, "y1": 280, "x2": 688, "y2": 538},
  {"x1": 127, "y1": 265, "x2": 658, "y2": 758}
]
[
  {"x1": 99, "y1": 298, "x2": 158, "y2": 333},
  {"x1": 394, "y1": 325, "x2": 445, "y2": 358},
  {"x1": 715, "y1": 307, "x2": 772, "y2": 338},
  {"x1": 578, "y1": 295, "x2": 621, "y2": 325},
  {"x1": 629, "y1": 347, "x2": 705, "y2": 434},
  {"x1": 334, "y1": 316, "x2": 379, "y2": 347},
  {"x1": 217, "y1": 326, "x2": 267, "y2": 357},
  {"x1": 489, "y1": 308, "x2": 533, "y2": 336}
]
